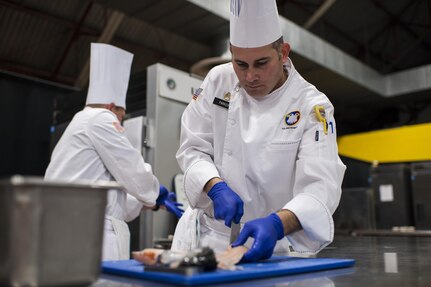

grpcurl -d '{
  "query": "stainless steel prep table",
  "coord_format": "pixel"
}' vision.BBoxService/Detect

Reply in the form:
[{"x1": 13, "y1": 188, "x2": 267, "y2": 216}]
[{"x1": 91, "y1": 235, "x2": 431, "y2": 286}]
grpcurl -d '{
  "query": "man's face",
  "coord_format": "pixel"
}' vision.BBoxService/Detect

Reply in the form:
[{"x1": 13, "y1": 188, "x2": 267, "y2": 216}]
[{"x1": 231, "y1": 42, "x2": 290, "y2": 97}]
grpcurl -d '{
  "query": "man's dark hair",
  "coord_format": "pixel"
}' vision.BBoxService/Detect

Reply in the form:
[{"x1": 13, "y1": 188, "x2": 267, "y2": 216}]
[{"x1": 271, "y1": 36, "x2": 284, "y2": 58}]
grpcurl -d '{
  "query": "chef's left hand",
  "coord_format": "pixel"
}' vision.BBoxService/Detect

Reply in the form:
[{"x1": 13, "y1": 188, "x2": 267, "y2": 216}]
[
  {"x1": 231, "y1": 213, "x2": 285, "y2": 262},
  {"x1": 156, "y1": 185, "x2": 184, "y2": 218}
]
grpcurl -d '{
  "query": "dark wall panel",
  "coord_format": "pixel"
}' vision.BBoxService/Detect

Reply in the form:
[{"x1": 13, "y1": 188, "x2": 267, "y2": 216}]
[
  {"x1": 0, "y1": 74, "x2": 72, "y2": 177},
  {"x1": 340, "y1": 156, "x2": 371, "y2": 188}
]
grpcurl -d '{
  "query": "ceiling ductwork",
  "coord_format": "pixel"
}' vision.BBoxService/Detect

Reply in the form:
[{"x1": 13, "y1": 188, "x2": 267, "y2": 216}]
[
  {"x1": 190, "y1": 37, "x2": 231, "y2": 77},
  {"x1": 187, "y1": 0, "x2": 431, "y2": 98}
]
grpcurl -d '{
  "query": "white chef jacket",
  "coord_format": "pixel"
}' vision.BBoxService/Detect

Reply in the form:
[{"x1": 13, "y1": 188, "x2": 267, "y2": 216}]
[
  {"x1": 45, "y1": 107, "x2": 159, "y2": 260},
  {"x1": 172, "y1": 59, "x2": 345, "y2": 255}
]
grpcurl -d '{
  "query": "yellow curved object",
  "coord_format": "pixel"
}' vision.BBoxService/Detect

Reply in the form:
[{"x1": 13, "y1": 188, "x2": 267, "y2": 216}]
[
  {"x1": 338, "y1": 123, "x2": 431, "y2": 163},
  {"x1": 314, "y1": 105, "x2": 328, "y2": 135}
]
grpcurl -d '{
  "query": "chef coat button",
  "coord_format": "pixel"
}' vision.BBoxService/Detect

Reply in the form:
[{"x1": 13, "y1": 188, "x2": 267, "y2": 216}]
[
  {"x1": 225, "y1": 150, "x2": 232, "y2": 156},
  {"x1": 229, "y1": 118, "x2": 236, "y2": 125}
]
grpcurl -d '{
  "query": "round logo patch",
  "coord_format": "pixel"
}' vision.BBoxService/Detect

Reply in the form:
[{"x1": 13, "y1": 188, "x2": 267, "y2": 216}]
[{"x1": 285, "y1": 111, "x2": 301, "y2": 126}]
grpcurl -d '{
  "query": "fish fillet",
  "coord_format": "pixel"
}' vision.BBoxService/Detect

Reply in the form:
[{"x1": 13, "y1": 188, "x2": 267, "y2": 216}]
[{"x1": 132, "y1": 246, "x2": 248, "y2": 270}]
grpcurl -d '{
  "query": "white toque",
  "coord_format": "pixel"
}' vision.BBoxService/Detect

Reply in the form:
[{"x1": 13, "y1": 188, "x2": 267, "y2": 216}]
[
  {"x1": 230, "y1": 0, "x2": 282, "y2": 48},
  {"x1": 86, "y1": 43, "x2": 134, "y2": 109}
]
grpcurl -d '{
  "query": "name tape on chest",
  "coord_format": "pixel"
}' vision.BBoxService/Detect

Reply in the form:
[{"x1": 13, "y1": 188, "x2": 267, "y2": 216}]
[{"x1": 213, "y1": 97, "x2": 230, "y2": 109}]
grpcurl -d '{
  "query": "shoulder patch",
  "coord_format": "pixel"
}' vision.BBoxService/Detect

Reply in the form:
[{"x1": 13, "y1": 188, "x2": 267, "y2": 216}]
[
  {"x1": 112, "y1": 121, "x2": 125, "y2": 133},
  {"x1": 192, "y1": 88, "x2": 203, "y2": 100}
]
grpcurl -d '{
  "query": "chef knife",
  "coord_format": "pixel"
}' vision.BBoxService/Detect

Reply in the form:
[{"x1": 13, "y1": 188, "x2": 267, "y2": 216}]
[{"x1": 230, "y1": 222, "x2": 241, "y2": 244}]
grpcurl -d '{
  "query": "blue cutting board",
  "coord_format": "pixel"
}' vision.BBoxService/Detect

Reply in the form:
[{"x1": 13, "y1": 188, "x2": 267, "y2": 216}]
[{"x1": 102, "y1": 256, "x2": 355, "y2": 285}]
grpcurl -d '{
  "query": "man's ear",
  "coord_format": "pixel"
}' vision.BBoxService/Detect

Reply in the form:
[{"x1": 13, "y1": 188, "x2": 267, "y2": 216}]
[
  {"x1": 281, "y1": 43, "x2": 290, "y2": 63},
  {"x1": 106, "y1": 102, "x2": 115, "y2": 111}
]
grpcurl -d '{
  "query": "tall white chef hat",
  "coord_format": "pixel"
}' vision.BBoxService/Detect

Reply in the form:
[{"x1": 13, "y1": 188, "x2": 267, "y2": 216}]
[
  {"x1": 230, "y1": 0, "x2": 282, "y2": 48},
  {"x1": 86, "y1": 43, "x2": 134, "y2": 109}
]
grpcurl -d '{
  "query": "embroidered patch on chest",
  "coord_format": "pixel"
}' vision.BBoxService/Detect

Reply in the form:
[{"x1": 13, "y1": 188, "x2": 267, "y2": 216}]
[{"x1": 283, "y1": 111, "x2": 301, "y2": 129}]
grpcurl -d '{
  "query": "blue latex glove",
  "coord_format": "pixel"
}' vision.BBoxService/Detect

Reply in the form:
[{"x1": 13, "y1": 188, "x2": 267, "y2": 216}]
[
  {"x1": 156, "y1": 185, "x2": 184, "y2": 218},
  {"x1": 231, "y1": 213, "x2": 284, "y2": 262},
  {"x1": 207, "y1": 181, "x2": 244, "y2": 227}
]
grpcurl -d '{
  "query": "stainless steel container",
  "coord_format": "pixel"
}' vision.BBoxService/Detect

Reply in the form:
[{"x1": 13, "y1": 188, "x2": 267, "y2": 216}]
[{"x1": 0, "y1": 176, "x2": 120, "y2": 286}]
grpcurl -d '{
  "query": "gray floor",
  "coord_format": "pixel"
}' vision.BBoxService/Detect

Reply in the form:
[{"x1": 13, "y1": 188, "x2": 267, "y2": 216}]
[
  {"x1": 94, "y1": 235, "x2": 431, "y2": 286},
  {"x1": 317, "y1": 235, "x2": 430, "y2": 286}
]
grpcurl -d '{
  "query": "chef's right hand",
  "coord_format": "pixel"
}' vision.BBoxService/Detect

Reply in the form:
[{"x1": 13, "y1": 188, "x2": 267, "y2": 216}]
[
  {"x1": 231, "y1": 213, "x2": 285, "y2": 262},
  {"x1": 156, "y1": 185, "x2": 184, "y2": 218},
  {"x1": 207, "y1": 181, "x2": 243, "y2": 227}
]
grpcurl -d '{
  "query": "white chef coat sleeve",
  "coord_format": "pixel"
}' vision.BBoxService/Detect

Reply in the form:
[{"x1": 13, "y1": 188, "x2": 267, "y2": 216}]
[
  {"x1": 86, "y1": 111, "x2": 159, "y2": 207},
  {"x1": 176, "y1": 71, "x2": 220, "y2": 209},
  {"x1": 124, "y1": 194, "x2": 144, "y2": 222},
  {"x1": 283, "y1": 102, "x2": 346, "y2": 254}
]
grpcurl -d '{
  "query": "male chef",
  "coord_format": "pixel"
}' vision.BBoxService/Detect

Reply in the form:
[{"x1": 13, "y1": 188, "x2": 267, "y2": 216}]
[
  {"x1": 171, "y1": 0, "x2": 345, "y2": 262},
  {"x1": 45, "y1": 43, "x2": 183, "y2": 260}
]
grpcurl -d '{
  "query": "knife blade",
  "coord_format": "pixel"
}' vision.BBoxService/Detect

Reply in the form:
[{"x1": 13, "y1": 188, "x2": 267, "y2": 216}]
[{"x1": 230, "y1": 222, "x2": 241, "y2": 244}]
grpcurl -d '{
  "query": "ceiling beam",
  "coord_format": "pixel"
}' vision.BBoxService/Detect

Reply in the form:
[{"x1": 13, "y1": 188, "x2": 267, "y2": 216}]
[
  {"x1": 303, "y1": 0, "x2": 336, "y2": 30},
  {"x1": 366, "y1": 1, "x2": 417, "y2": 48},
  {"x1": 0, "y1": 0, "x2": 78, "y2": 28},
  {"x1": 370, "y1": 0, "x2": 431, "y2": 70},
  {"x1": 0, "y1": 60, "x2": 76, "y2": 87},
  {"x1": 1, "y1": 0, "x2": 201, "y2": 87},
  {"x1": 277, "y1": 0, "x2": 393, "y2": 70},
  {"x1": 384, "y1": 26, "x2": 431, "y2": 73},
  {"x1": 50, "y1": 2, "x2": 93, "y2": 80}
]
